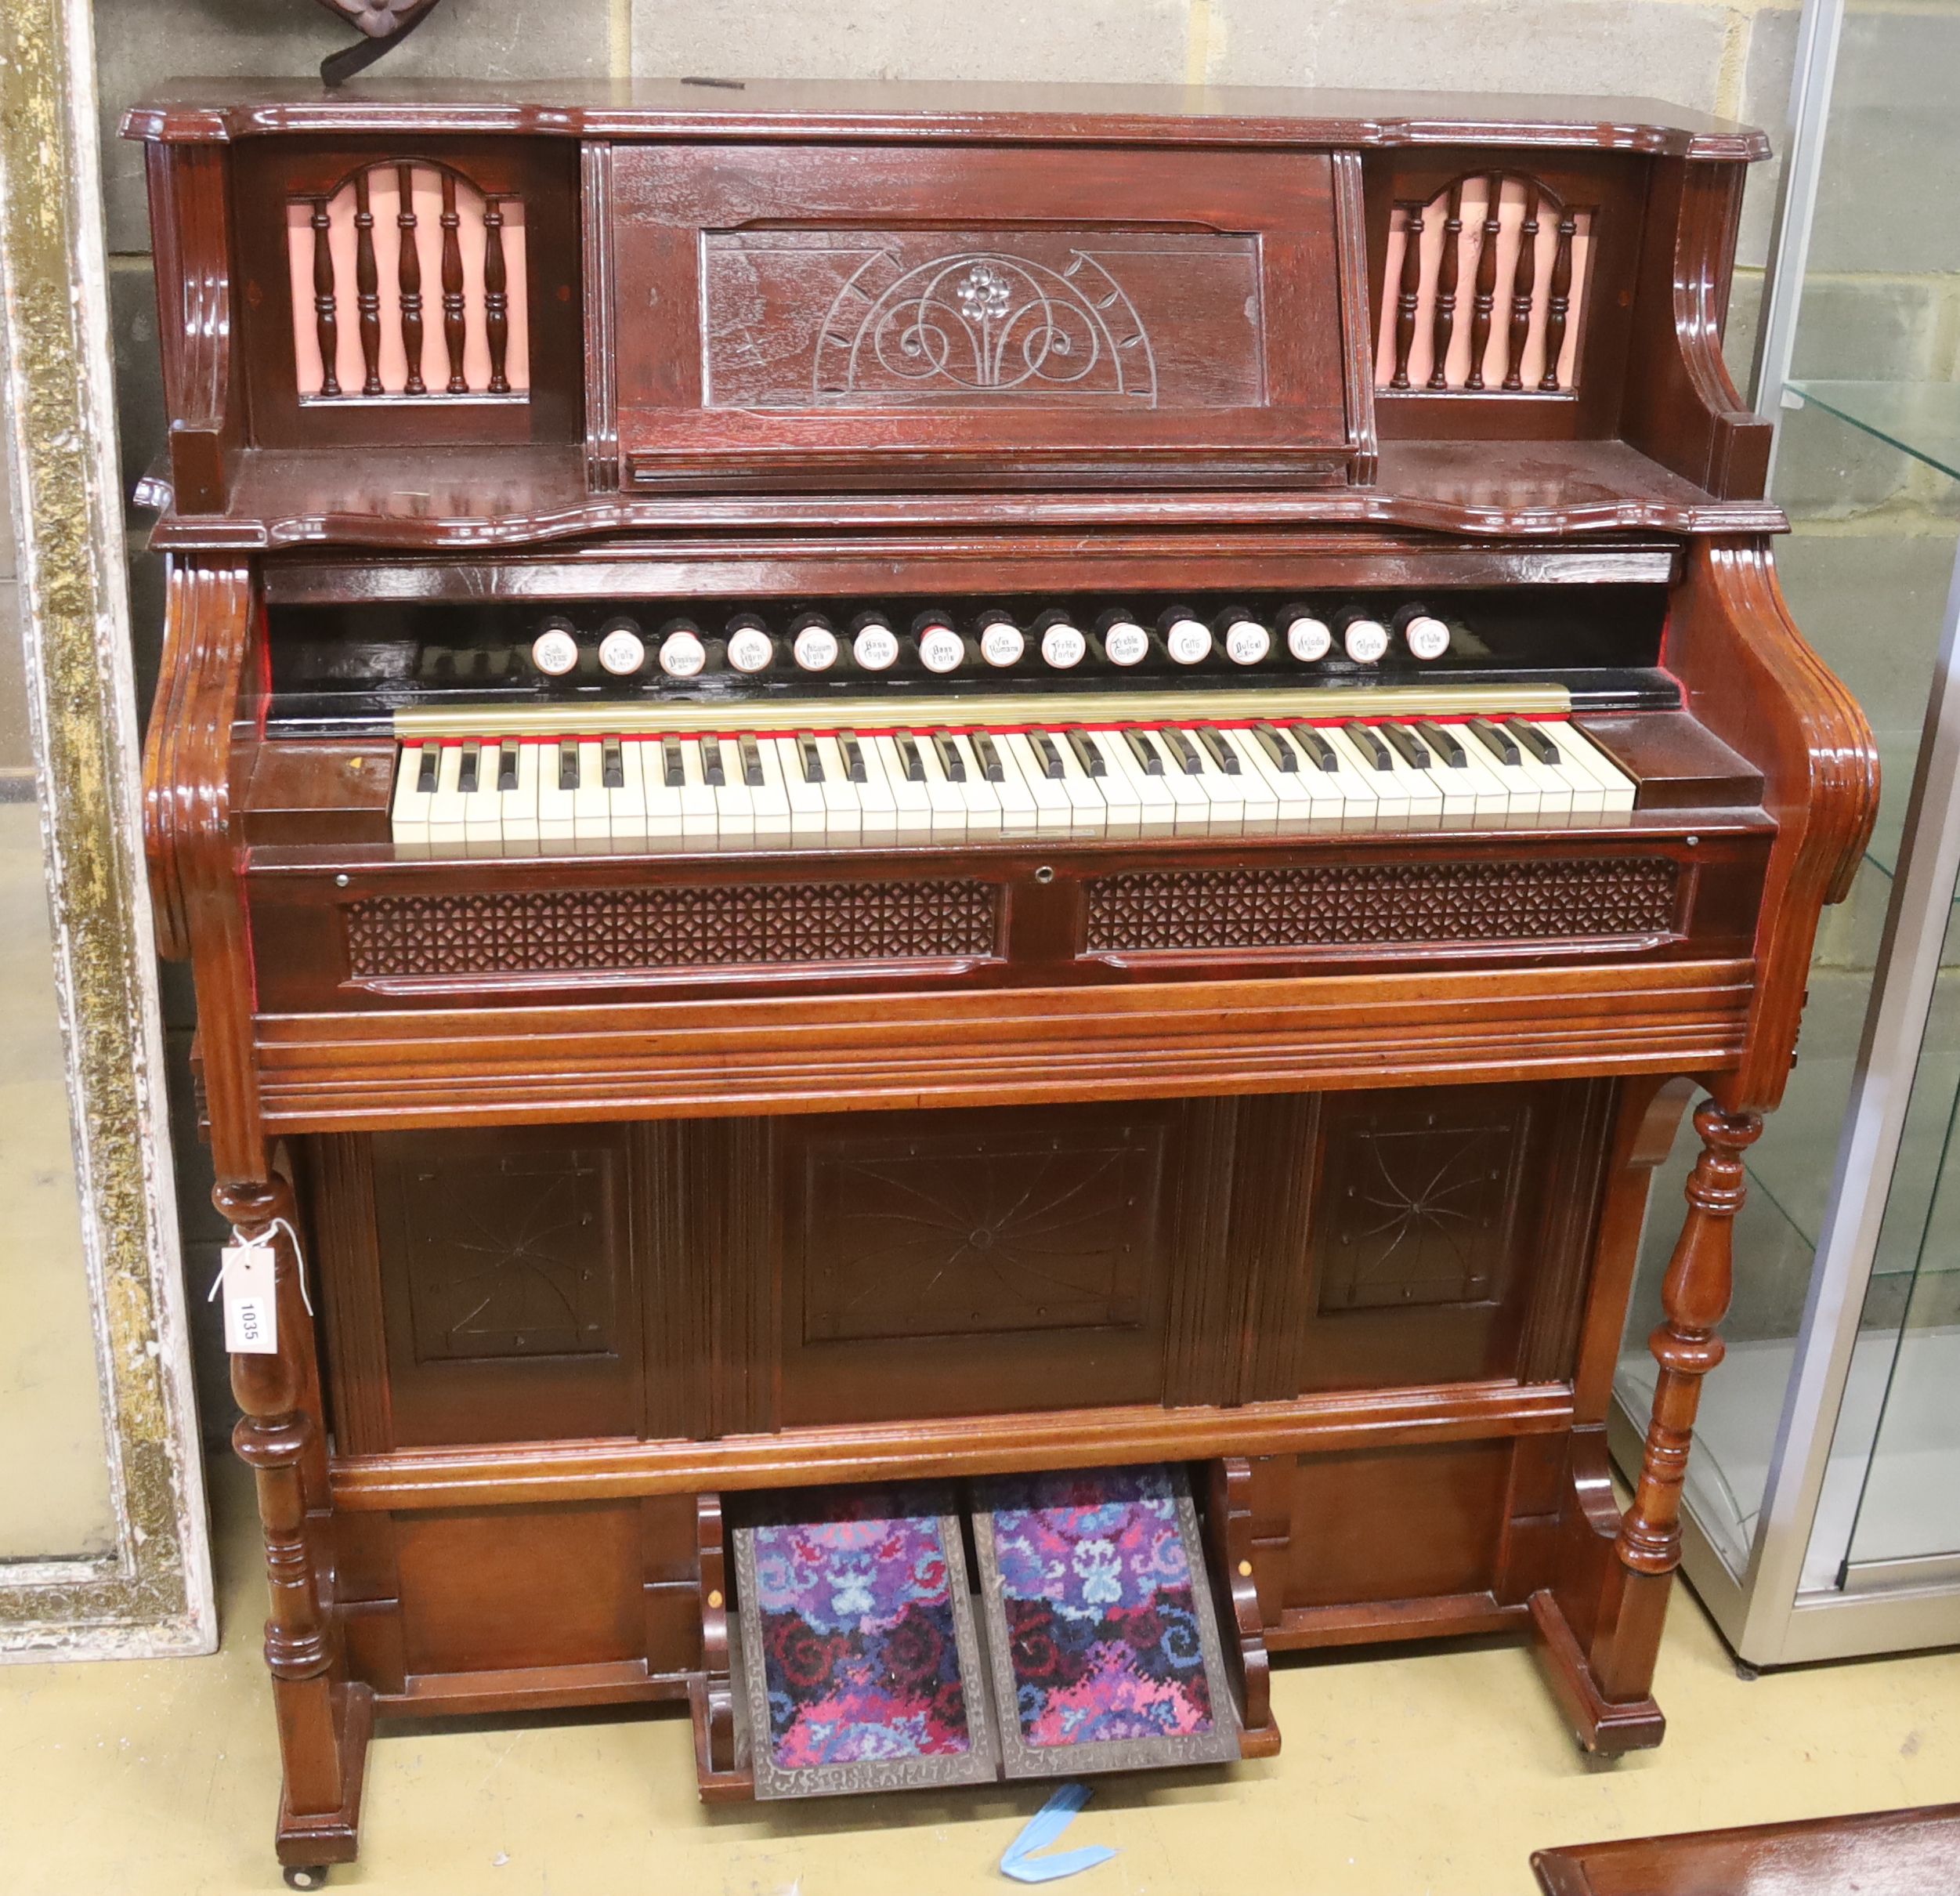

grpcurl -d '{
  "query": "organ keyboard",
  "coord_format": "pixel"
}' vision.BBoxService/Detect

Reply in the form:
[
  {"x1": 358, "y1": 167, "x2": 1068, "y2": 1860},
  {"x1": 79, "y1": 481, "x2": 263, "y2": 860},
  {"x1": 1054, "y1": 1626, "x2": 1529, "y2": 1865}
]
[{"x1": 125, "y1": 80, "x2": 1877, "y2": 1881}]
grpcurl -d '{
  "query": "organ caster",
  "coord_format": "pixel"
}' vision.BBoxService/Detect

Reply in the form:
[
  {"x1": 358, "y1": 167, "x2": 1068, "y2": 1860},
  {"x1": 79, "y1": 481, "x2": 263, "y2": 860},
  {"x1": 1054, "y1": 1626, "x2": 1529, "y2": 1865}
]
[{"x1": 283, "y1": 1866, "x2": 330, "y2": 1891}]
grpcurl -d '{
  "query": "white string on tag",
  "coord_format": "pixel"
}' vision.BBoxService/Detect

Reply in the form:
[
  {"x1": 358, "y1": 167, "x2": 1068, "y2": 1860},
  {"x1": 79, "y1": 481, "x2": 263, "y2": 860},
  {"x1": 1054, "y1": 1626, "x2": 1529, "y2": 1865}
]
[{"x1": 205, "y1": 1217, "x2": 314, "y2": 1315}]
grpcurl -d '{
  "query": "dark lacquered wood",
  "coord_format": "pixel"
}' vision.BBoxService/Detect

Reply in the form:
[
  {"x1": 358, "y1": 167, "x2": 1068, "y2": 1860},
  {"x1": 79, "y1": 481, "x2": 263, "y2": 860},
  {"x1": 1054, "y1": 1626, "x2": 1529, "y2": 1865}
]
[
  {"x1": 1533, "y1": 1805, "x2": 1960, "y2": 1896},
  {"x1": 124, "y1": 82, "x2": 1881, "y2": 1868}
]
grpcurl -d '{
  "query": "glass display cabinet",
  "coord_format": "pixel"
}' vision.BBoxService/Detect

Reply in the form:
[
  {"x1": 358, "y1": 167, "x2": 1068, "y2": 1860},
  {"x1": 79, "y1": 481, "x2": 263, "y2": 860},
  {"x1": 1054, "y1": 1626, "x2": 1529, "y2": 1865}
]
[{"x1": 1612, "y1": 380, "x2": 1960, "y2": 1663}]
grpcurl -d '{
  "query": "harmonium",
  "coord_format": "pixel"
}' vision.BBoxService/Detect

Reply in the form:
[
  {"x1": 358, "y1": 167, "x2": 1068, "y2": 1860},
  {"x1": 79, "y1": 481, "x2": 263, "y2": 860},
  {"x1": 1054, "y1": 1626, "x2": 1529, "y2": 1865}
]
[{"x1": 125, "y1": 78, "x2": 1876, "y2": 1884}]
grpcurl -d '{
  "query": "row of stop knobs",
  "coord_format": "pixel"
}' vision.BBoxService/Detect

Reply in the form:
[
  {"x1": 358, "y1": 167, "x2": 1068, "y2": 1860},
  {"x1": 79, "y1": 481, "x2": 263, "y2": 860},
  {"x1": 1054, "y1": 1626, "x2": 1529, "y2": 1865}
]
[{"x1": 526, "y1": 606, "x2": 1454, "y2": 681}]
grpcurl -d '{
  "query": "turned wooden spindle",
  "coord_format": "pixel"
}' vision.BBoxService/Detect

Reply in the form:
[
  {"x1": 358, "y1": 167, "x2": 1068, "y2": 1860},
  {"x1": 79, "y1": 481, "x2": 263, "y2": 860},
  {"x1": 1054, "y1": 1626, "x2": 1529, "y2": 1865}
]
[
  {"x1": 353, "y1": 170, "x2": 382, "y2": 396},
  {"x1": 1616, "y1": 1102, "x2": 1763, "y2": 1579},
  {"x1": 1427, "y1": 179, "x2": 1464, "y2": 389},
  {"x1": 1503, "y1": 184, "x2": 1541, "y2": 390},
  {"x1": 396, "y1": 161, "x2": 425, "y2": 396},
  {"x1": 309, "y1": 200, "x2": 339, "y2": 397},
  {"x1": 439, "y1": 170, "x2": 467, "y2": 393},
  {"x1": 217, "y1": 1174, "x2": 350, "y2": 1821},
  {"x1": 1390, "y1": 200, "x2": 1423, "y2": 389},
  {"x1": 483, "y1": 197, "x2": 511, "y2": 394},
  {"x1": 1541, "y1": 206, "x2": 1578, "y2": 392},
  {"x1": 1466, "y1": 172, "x2": 1503, "y2": 390}
]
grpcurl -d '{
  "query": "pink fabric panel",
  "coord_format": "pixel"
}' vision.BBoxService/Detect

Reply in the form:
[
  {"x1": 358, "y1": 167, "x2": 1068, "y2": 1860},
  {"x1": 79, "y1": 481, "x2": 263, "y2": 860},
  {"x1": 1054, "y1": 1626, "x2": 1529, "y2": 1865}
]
[
  {"x1": 1375, "y1": 179, "x2": 1589, "y2": 395},
  {"x1": 285, "y1": 165, "x2": 530, "y2": 400}
]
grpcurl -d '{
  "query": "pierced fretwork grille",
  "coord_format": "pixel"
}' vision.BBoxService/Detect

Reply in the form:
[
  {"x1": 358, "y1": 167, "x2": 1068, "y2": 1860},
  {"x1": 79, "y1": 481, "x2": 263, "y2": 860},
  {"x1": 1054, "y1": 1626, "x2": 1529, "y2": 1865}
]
[
  {"x1": 286, "y1": 160, "x2": 529, "y2": 403},
  {"x1": 1376, "y1": 173, "x2": 1594, "y2": 396}
]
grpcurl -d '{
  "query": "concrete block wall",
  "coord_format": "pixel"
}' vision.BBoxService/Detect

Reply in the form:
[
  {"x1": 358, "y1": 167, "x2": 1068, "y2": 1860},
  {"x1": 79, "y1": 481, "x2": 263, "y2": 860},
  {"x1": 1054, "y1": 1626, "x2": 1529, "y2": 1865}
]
[{"x1": 86, "y1": 0, "x2": 1954, "y2": 1432}]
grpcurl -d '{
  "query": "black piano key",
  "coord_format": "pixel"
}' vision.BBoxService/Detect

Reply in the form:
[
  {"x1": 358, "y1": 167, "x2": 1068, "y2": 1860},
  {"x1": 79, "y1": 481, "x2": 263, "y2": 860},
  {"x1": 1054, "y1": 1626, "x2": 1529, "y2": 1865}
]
[
  {"x1": 1469, "y1": 718, "x2": 1521, "y2": 766},
  {"x1": 1507, "y1": 716, "x2": 1561, "y2": 765},
  {"x1": 1253, "y1": 722, "x2": 1297, "y2": 771},
  {"x1": 457, "y1": 740, "x2": 481, "y2": 794},
  {"x1": 1288, "y1": 724, "x2": 1340, "y2": 772},
  {"x1": 1343, "y1": 722, "x2": 1394, "y2": 770},
  {"x1": 1123, "y1": 728, "x2": 1165, "y2": 776},
  {"x1": 416, "y1": 743, "x2": 439, "y2": 794},
  {"x1": 931, "y1": 731, "x2": 967, "y2": 783},
  {"x1": 1161, "y1": 727, "x2": 1202, "y2": 774},
  {"x1": 1029, "y1": 730, "x2": 1065, "y2": 780},
  {"x1": 702, "y1": 737, "x2": 727, "y2": 787},
  {"x1": 1380, "y1": 722, "x2": 1431, "y2": 769},
  {"x1": 1416, "y1": 720, "x2": 1467, "y2": 767},
  {"x1": 895, "y1": 729, "x2": 927, "y2": 783},
  {"x1": 796, "y1": 732, "x2": 824, "y2": 783},
  {"x1": 838, "y1": 731, "x2": 867, "y2": 784},
  {"x1": 602, "y1": 737, "x2": 624, "y2": 790},
  {"x1": 662, "y1": 734, "x2": 686, "y2": 788},
  {"x1": 558, "y1": 740, "x2": 579, "y2": 791},
  {"x1": 1195, "y1": 726, "x2": 1241, "y2": 774},
  {"x1": 1064, "y1": 727, "x2": 1105, "y2": 778},
  {"x1": 971, "y1": 731, "x2": 1005, "y2": 783},
  {"x1": 739, "y1": 733, "x2": 764, "y2": 788},
  {"x1": 497, "y1": 741, "x2": 518, "y2": 793}
]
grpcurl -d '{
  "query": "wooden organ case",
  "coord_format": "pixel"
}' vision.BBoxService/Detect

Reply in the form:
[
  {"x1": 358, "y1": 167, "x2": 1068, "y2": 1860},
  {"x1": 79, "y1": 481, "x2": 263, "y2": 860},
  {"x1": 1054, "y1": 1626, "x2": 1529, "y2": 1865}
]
[{"x1": 126, "y1": 82, "x2": 1877, "y2": 1880}]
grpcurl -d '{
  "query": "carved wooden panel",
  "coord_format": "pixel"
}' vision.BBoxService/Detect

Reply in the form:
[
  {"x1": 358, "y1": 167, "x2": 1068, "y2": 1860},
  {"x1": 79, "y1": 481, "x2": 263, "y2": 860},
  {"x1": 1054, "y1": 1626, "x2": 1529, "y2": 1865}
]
[
  {"x1": 775, "y1": 1103, "x2": 1200, "y2": 1425},
  {"x1": 1082, "y1": 858, "x2": 1680, "y2": 955},
  {"x1": 367, "y1": 1127, "x2": 643, "y2": 1447},
  {"x1": 610, "y1": 143, "x2": 1357, "y2": 487},
  {"x1": 700, "y1": 232, "x2": 1260, "y2": 411},
  {"x1": 1315, "y1": 1098, "x2": 1530, "y2": 1312},
  {"x1": 797, "y1": 1116, "x2": 1166, "y2": 1343},
  {"x1": 390, "y1": 1140, "x2": 621, "y2": 1361},
  {"x1": 345, "y1": 880, "x2": 1000, "y2": 980}
]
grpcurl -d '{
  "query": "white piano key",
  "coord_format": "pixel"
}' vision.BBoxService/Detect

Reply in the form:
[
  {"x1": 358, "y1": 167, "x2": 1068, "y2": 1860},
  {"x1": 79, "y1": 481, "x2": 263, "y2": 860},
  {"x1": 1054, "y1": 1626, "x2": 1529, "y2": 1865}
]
[
  {"x1": 748, "y1": 735, "x2": 794, "y2": 846},
  {"x1": 871, "y1": 734, "x2": 935, "y2": 845},
  {"x1": 1148, "y1": 729, "x2": 1213, "y2": 835},
  {"x1": 536, "y1": 740, "x2": 577, "y2": 846},
  {"x1": 812, "y1": 735, "x2": 864, "y2": 845},
  {"x1": 1039, "y1": 729, "x2": 1110, "y2": 838},
  {"x1": 599, "y1": 736, "x2": 643, "y2": 848},
  {"x1": 1372, "y1": 725, "x2": 1448, "y2": 827},
  {"x1": 850, "y1": 732, "x2": 900, "y2": 842},
  {"x1": 1217, "y1": 727, "x2": 1285, "y2": 833},
  {"x1": 909, "y1": 731, "x2": 969, "y2": 841},
  {"x1": 1244, "y1": 727, "x2": 1348, "y2": 832},
  {"x1": 1320, "y1": 726, "x2": 1401, "y2": 832},
  {"x1": 980, "y1": 731, "x2": 1042, "y2": 838},
  {"x1": 1075, "y1": 729, "x2": 1142, "y2": 837},
  {"x1": 703, "y1": 736, "x2": 754, "y2": 848},
  {"x1": 426, "y1": 741, "x2": 468, "y2": 848},
  {"x1": 773, "y1": 736, "x2": 830, "y2": 844},
  {"x1": 1550, "y1": 721, "x2": 1639, "y2": 816},
  {"x1": 629, "y1": 739, "x2": 687, "y2": 845},
  {"x1": 498, "y1": 738, "x2": 541, "y2": 852},
  {"x1": 1098, "y1": 729, "x2": 1177, "y2": 836},
  {"x1": 1503, "y1": 722, "x2": 1578, "y2": 825},
  {"x1": 945, "y1": 733, "x2": 1006, "y2": 839},
  {"x1": 1004, "y1": 731, "x2": 1079, "y2": 837},
  {"x1": 461, "y1": 743, "x2": 504, "y2": 854},
  {"x1": 678, "y1": 737, "x2": 721, "y2": 847},
  {"x1": 391, "y1": 743, "x2": 433, "y2": 849},
  {"x1": 1178, "y1": 726, "x2": 1247, "y2": 835},
  {"x1": 572, "y1": 738, "x2": 611, "y2": 847}
]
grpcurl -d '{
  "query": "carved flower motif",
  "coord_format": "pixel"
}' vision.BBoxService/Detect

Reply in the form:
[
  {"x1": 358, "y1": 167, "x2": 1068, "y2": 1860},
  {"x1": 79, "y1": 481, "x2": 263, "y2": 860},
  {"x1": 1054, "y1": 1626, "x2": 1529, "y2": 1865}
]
[{"x1": 956, "y1": 263, "x2": 1014, "y2": 322}]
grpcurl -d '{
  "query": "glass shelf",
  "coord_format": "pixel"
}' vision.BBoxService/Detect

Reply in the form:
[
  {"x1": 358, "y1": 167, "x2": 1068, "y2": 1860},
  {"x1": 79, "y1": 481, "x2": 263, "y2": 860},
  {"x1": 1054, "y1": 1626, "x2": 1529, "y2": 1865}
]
[{"x1": 1786, "y1": 381, "x2": 1960, "y2": 482}]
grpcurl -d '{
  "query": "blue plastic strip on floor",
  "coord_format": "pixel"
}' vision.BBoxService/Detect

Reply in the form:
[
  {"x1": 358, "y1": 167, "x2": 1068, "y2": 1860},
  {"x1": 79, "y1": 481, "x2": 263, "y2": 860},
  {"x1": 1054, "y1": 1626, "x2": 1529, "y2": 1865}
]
[{"x1": 1000, "y1": 1783, "x2": 1118, "y2": 1883}]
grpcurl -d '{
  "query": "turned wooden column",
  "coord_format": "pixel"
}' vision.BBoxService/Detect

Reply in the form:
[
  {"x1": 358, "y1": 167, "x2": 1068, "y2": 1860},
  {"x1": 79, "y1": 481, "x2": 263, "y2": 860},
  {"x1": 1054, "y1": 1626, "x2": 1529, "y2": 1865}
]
[
  {"x1": 1586, "y1": 1101, "x2": 1760, "y2": 1707},
  {"x1": 1616, "y1": 1102, "x2": 1762, "y2": 1579},
  {"x1": 218, "y1": 1174, "x2": 353, "y2": 1836}
]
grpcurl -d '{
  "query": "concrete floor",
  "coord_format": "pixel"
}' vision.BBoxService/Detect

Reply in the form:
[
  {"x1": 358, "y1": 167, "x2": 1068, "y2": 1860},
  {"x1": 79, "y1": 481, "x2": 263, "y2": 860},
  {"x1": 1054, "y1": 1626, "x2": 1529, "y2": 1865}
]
[{"x1": 1, "y1": 1456, "x2": 1956, "y2": 1896}]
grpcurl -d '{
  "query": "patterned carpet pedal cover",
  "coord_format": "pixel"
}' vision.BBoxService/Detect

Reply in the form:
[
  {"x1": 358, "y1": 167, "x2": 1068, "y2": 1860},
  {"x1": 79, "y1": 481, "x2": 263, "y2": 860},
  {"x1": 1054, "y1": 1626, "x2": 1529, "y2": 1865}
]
[
  {"x1": 732, "y1": 1483, "x2": 998, "y2": 1798},
  {"x1": 973, "y1": 1463, "x2": 1242, "y2": 1777}
]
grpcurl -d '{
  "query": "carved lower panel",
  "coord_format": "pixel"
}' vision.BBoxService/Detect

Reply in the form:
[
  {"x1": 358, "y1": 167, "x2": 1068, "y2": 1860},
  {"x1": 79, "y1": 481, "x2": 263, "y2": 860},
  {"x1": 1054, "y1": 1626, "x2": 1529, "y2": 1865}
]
[
  {"x1": 1316, "y1": 1099, "x2": 1528, "y2": 1312},
  {"x1": 345, "y1": 880, "x2": 1000, "y2": 979},
  {"x1": 799, "y1": 1116, "x2": 1166, "y2": 1343},
  {"x1": 1082, "y1": 858, "x2": 1680, "y2": 954}
]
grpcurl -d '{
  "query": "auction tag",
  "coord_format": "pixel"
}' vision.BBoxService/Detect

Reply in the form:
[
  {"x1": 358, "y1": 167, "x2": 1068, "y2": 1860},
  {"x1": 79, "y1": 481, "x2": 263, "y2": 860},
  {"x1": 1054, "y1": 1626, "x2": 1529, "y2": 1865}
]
[{"x1": 221, "y1": 1240, "x2": 278, "y2": 1355}]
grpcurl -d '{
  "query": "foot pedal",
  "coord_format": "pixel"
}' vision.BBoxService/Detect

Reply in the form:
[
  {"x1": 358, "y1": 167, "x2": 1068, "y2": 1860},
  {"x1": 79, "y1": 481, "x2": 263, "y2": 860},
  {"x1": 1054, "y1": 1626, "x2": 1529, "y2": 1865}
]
[
  {"x1": 731, "y1": 1484, "x2": 999, "y2": 1799},
  {"x1": 972, "y1": 1464, "x2": 1241, "y2": 1777}
]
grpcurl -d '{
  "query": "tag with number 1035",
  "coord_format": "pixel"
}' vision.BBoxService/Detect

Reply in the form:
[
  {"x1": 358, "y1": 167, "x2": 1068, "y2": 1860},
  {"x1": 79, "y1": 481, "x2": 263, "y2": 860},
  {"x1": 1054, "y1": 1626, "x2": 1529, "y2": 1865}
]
[{"x1": 222, "y1": 1240, "x2": 278, "y2": 1355}]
